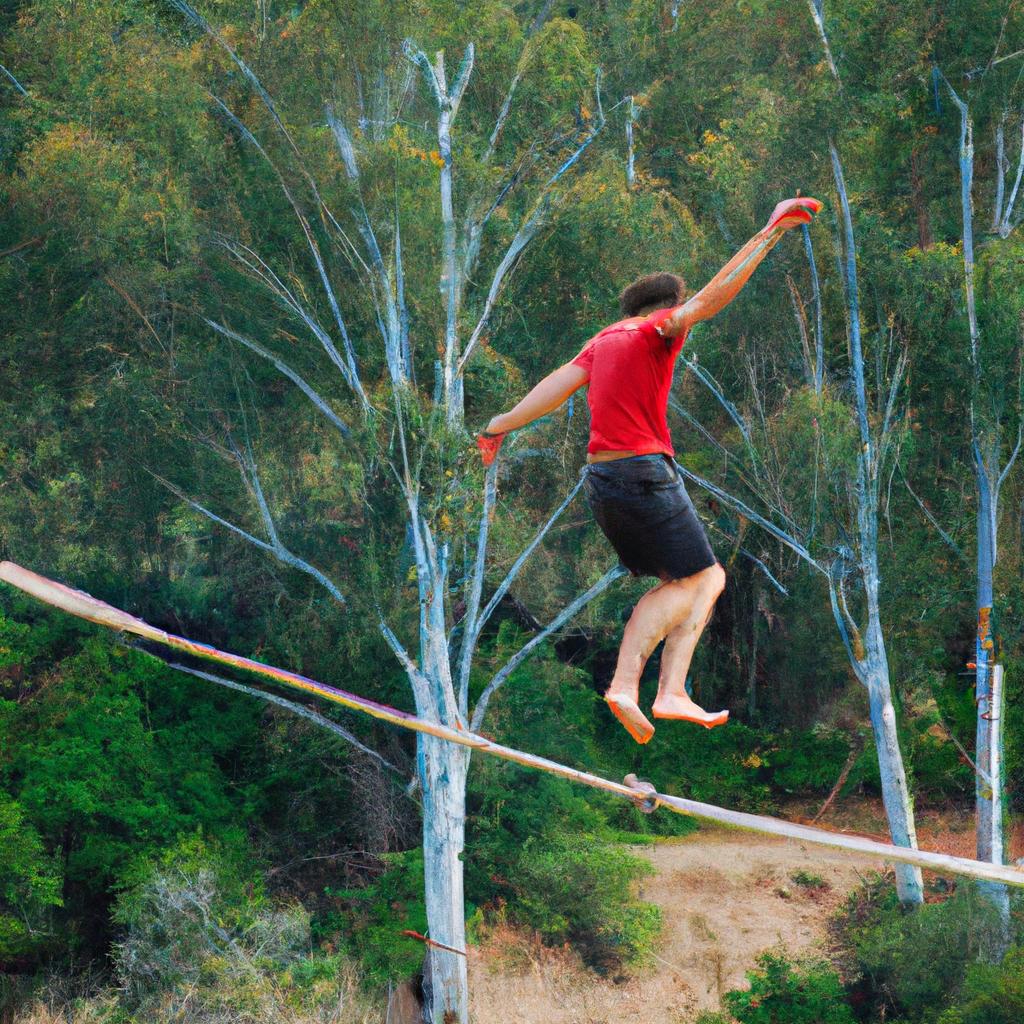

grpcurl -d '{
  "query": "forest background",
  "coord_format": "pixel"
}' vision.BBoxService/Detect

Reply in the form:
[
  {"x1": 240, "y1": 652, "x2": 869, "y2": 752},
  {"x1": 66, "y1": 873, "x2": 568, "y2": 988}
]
[{"x1": 2, "y1": 1, "x2": 1024, "y2": 1023}]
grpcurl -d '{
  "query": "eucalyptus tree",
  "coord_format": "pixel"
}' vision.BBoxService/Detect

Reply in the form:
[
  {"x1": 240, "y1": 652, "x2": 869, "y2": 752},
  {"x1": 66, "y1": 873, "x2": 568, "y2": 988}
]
[
  {"x1": 926, "y1": 68, "x2": 1024, "y2": 943},
  {"x1": 671, "y1": 150, "x2": 924, "y2": 905},
  {"x1": 140, "y1": 4, "x2": 644, "y2": 1021}
]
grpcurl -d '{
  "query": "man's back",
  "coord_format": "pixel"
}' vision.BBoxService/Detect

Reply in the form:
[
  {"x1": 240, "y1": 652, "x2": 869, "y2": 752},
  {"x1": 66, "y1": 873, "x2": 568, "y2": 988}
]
[{"x1": 572, "y1": 311, "x2": 688, "y2": 457}]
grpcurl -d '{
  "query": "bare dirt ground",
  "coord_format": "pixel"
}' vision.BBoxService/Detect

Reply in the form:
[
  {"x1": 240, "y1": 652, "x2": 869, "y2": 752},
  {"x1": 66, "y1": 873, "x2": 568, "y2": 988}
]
[{"x1": 467, "y1": 814, "x2": 950, "y2": 1024}]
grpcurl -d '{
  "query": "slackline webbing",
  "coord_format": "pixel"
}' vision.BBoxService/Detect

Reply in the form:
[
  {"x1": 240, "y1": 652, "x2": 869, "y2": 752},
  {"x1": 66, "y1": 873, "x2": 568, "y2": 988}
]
[{"x1": 2, "y1": 559, "x2": 1022, "y2": 889}]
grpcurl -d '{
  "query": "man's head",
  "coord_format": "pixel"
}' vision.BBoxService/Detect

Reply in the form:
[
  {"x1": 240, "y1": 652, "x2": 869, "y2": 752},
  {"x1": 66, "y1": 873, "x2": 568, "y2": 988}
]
[{"x1": 619, "y1": 272, "x2": 686, "y2": 318}]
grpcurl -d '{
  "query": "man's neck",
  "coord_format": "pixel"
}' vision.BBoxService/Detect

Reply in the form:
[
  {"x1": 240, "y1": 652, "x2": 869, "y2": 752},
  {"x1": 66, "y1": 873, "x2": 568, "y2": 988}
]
[{"x1": 633, "y1": 304, "x2": 662, "y2": 318}]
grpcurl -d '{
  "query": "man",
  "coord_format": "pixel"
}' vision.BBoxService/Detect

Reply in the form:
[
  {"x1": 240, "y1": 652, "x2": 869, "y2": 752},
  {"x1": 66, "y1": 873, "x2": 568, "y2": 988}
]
[{"x1": 477, "y1": 197, "x2": 823, "y2": 743}]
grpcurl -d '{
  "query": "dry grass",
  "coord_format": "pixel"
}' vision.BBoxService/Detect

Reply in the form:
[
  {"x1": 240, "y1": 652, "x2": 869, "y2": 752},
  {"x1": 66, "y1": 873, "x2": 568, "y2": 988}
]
[
  {"x1": 469, "y1": 828, "x2": 882, "y2": 1023},
  {"x1": 11, "y1": 959, "x2": 384, "y2": 1024}
]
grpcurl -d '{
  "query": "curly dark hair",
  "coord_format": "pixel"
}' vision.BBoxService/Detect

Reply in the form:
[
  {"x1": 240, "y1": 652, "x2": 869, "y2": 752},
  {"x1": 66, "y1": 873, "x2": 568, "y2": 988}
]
[{"x1": 618, "y1": 272, "x2": 686, "y2": 317}]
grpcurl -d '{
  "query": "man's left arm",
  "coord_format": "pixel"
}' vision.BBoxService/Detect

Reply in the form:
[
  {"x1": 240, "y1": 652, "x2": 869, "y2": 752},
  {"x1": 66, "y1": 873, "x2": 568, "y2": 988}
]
[{"x1": 656, "y1": 197, "x2": 822, "y2": 339}]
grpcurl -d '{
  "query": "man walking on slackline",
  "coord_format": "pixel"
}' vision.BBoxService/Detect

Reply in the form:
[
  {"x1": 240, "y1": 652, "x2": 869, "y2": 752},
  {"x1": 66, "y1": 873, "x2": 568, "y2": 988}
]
[{"x1": 477, "y1": 197, "x2": 822, "y2": 743}]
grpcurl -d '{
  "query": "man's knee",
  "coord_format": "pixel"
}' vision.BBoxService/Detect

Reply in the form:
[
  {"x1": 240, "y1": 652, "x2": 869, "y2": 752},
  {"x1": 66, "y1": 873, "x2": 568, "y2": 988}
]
[{"x1": 702, "y1": 562, "x2": 726, "y2": 598}]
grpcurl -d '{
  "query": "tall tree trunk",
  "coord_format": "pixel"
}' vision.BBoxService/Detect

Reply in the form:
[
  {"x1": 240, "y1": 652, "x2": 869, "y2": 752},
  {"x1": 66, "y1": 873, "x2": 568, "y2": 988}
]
[
  {"x1": 419, "y1": 733, "x2": 471, "y2": 1024},
  {"x1": 973, "y1": 451, "x2": 1011, "y2": 948},
  {"x1": 863, "y1": 625, "x2": 924, "y2": 904}
]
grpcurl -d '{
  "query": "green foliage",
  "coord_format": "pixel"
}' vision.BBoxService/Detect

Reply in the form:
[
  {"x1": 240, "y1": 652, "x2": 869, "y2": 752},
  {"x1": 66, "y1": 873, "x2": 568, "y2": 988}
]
[
  {"x1": 0, "y1": 794, "x2": 62, "y2": 958},
  {"x1": 790, "y1": 870, "x2": 826, "y2": 889},
  {"x1": 107, "y1": 829, "x2": 390, "y2": 1018},
  {"x1": 937, "y1": 946, "x2": 1024, "y2": 1024},
  {"x1": 318, "y1": 849, "x2": 429, "y2": 987},
  {"x1": 509, "y1": 832, "x2": 661, "y2": 972},
  {"x1": 721, "y1": 951, "x2": 856, "y2": 1024},
  {"x1": 836, "y1": 878, "x2": 1003, "y2": 1021}
]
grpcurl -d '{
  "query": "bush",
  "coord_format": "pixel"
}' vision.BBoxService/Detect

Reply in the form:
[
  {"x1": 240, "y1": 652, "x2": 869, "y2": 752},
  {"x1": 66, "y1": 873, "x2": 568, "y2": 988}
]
[
  {"x1": 509, "y1": 832, "x2": 661, "y2": 971},
  {"x1": 112, "y1": 835, "x2": 307, "y2": 1005},
  {"x1": 837, "y1": 878, "x2": 1002, "y2": 1021},
  {"x1": 98, "y1": 833, "x2": 384, "y2": 1022},
  {"x1": 319, "y1": 848, "x2": 430, "y2": 988},
  {"x1": 722, "y1": 951, "x2": 856, "y2": 1024},
  {"x1": 937, "y1": 945, "x2": 1024, "y2": 1024}
]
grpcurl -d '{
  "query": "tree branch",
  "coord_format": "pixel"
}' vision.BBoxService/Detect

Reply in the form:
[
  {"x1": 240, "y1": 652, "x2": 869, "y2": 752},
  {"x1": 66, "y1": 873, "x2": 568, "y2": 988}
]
[
  {"x1": 457, "y1": 462, "x2": 499, "y2": 715},
  {"x1": 0, "y1": 63, "x2": 28, "y2": 96},
  {"x1": 204, "y1": 319, "x2": 351, "y2": 438},
  {"x1": 457, "y1": 70, "x2": 609, "y2": 375},
  {"x1": 470, "y1": 563, "x2": 626, "y2": 730},
  {"x1": 159, "y1": 659, "x2": 402, "y2": 774},
  {"x1": 146, "y1": 469, "x2": 347, "y2": 605},
  {"x1": 207, "y1": 97, "x2": 368, "y2": 406}
]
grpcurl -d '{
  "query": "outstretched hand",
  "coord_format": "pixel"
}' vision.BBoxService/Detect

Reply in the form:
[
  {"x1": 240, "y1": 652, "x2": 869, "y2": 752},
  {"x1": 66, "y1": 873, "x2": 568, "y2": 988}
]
[{"x1": 764, "y1": 196, "x2": 823, "y2": 234}]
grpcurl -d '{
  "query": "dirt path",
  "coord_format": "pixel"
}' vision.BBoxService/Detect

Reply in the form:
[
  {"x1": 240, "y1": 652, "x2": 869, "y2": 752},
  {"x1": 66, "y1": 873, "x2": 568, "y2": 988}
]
[{"x1": 469, "y1": 826, "x2": 882, "y2": 1023}]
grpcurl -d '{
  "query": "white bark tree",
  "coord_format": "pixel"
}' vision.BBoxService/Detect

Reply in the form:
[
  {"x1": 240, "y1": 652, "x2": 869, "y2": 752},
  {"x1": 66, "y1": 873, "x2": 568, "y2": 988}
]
[
  {"x1": 670, "y1": 145, "x2": 924, "y2": 905},
  {"x1": 155, "y1": 5, "x2": 635, "y2": 1020},
  {"x1": 929, "y1": 70, "x2": 1023, "y2": 949}
]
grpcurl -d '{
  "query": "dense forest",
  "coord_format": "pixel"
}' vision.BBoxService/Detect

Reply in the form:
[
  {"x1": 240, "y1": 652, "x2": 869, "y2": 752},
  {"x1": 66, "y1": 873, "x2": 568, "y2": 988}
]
[{"x1": 2, "y1": 1, "x2": 1024, "y2": 1022}]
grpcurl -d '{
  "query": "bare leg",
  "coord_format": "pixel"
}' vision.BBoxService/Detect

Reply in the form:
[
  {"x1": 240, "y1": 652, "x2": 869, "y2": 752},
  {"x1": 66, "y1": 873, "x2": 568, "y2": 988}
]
[
  {"x1": 605, "y1": 564, "x2": 725, "y2": 741},
  {"x1": 651, "y1": 564, "x2": 727, "y2": 727}
]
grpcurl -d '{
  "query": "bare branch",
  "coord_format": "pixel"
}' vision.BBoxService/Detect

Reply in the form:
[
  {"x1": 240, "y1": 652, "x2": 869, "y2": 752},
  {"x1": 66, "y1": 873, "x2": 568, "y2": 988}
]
[
  {"x1": 207, "y1": 97, "x2": 368, "y2": 404},
  {"x1": 204, "y1": 319, "x2": 351, "y2": 438},
  {"x1": 402, "y1": 40, "x2": 443, "y2": 106},
  {"x1": 1000, "y1": 113, "x2": 1024, "y2": 235},
  {"x1": 0, "y1": 63, "x2": 28, "y2": 96},
  {"x1": 802, "y1": 225, "x2": 825, "y2": 394},
  {"x1": 830, "y1": 140, "x2": 872, "y2": 454},
  {"x1": 161, "y1": 659, "x2": 402, "y2": 774},
  {"x1": 458, "y1": 71, "x2": 609, "y2": 375},
  {"x1": 449, "y1": 43, "x2": 475, "y2": 117},
  {"x1": 805, "y1": 0, "x2": 840, "y2": 81},
  {"x1": 324, "y1": 107, "x2": 407, "y2": 381},
  {"x1": 470, "y1": 564, "x2": 626, "y2": 730},
  {"x1": 146, "y1": 469, "x2": 347, "y2": 606},
  {"x1": 739, "y1": 547, "x2": 788, "y2": 595},
  {"x1": 626, "y1": 96, "x2": 636, "y2": 188},
  {"x1": 827, "y1": 574, "x2": 866, "y2": 683},
  {"x1": 993, "y1": 112, "x2": 1007, "y2": 231},
  {"x1": 673, "y1": 463, "x2": 824, "y2": 572},
  {"x1": 457, "y1": 462, "x2": 499, "y2": 714},
  {"x1": 379, "y1": 617, "x2": 432, "y2": 710},
  {"x1": 898, "y1": 462, "x2": 966, "y2": 562},
  {"x1": 475, "y1": 474, "x2": 585, "y2": 640}
]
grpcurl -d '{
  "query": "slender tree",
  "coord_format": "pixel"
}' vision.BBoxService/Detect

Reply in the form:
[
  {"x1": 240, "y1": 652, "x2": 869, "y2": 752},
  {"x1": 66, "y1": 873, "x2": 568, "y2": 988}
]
[
  {"x1": 141, "y1": 5, "x2": 638, "y2": 1020},
  {"x1": 932, "y1": 69, "x2": 1022, "y2": 947}
]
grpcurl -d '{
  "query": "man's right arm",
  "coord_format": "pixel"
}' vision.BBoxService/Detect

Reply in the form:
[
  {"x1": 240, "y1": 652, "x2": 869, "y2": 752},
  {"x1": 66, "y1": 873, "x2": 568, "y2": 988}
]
[{"x1": 485, "y1": 361, "x2": 589, "y2": 436}]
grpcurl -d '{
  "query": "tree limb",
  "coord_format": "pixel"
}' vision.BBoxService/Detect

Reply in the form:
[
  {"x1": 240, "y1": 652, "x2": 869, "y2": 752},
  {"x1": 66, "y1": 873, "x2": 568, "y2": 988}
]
[
  {"x1": 204, "y1": 319, "x2": 351, "y2": 438},
  {"x1": 470, "y1": 564, "x2": 626, "y2": 730},
  {"x1": 158, "y1": 658, "x2": 402, "y2": 774}
]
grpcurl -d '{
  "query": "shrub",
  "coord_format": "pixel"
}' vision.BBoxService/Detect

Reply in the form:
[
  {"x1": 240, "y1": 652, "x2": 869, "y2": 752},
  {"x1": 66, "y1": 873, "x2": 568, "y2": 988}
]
[
  {"x1": 319, "y1": 847, "x2": 430, "y2": 989},
  {"x1": 837, "y1": 877, "x2": 1001, "y2": 1021},
  {"x1": 111, "y1": 835, "x2": 308, "y2": 1005},
  {"x1": 722, "y1": 951, "x2": 856, "y2": 1024},
  {"x1": 509, "y1": 832, "x2": 661, "y2": 971},
  {"x1": 937, "y1": 945, "x2": 1024, "y2": 1024}
]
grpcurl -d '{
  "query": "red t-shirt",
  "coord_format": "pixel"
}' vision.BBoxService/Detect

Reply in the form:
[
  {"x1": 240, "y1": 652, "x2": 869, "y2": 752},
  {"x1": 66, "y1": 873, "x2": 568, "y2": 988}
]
[{"x1": 571, "y1": 307, "x2": 688, "y2": 456}]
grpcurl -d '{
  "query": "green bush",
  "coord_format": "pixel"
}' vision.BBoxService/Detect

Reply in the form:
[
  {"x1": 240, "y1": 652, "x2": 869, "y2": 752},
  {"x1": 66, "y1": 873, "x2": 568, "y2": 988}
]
[
  {"x1": 837, "y1": 878, "x2": 1002, "y2": 1021},
  {"x1": 111, "y1": 834, "x2": 307, "y2": 1004},
  {"x1": 768, "y1": 728, "x2": 852, "y2": 795},
  {"x1": 722, "y1": 951, "x2": 856, "y2": 1024},
  {"x1": 318, "y1": 848, "x2": 430, "y2": 988},
  {"x1": 510, "y1": 832, "x2": 661, "y2": 971},
  {"x1": 937, "y1": 945, "x2": 1024, "y2": 1024}
]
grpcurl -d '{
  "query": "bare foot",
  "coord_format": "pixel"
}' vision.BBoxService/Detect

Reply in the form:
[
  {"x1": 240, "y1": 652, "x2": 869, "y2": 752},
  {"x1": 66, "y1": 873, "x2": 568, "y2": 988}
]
[
  {"x1": 651, "y1": 692, "x2": 729, "y2": 729},
  {"x1": 605, "y1": 692, "x2": 655, "y2": 744}
]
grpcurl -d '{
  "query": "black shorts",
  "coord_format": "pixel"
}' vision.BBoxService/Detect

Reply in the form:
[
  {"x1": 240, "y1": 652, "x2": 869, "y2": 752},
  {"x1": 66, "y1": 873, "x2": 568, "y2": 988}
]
[{"x1": 584, "y1": 454, "x2": 718, "y2": 581}]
